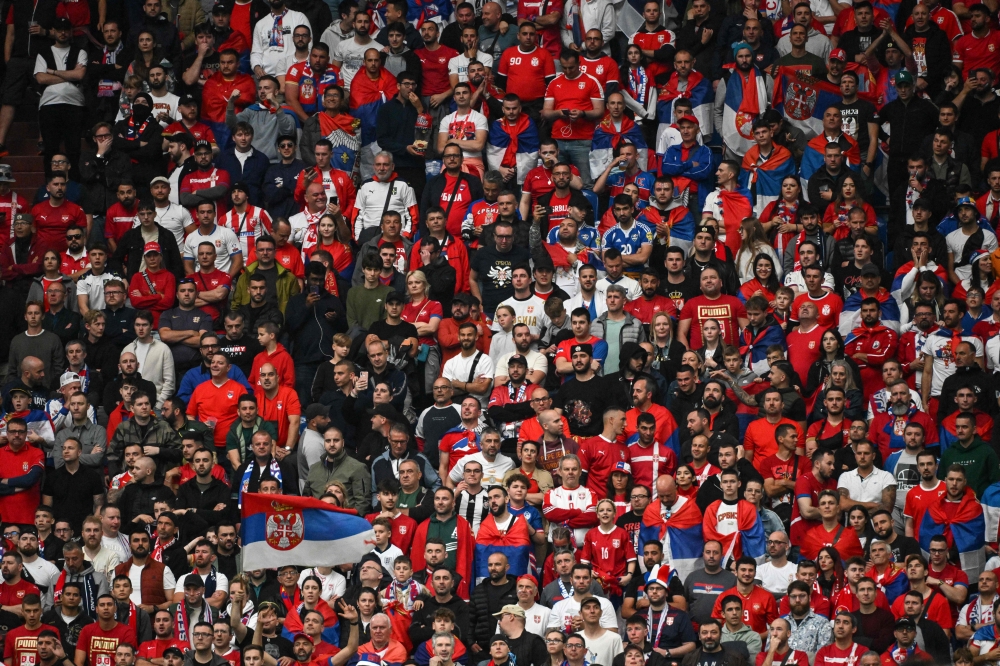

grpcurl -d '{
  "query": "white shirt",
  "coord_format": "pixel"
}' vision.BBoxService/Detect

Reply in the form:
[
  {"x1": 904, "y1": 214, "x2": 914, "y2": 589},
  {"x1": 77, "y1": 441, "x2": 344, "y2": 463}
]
[
  {"x1": 757, "y1": 560, "x2": 797, "y2": 597},
  {"x1": 84, "y1": 544, "x2": 123, "y2": 583},
  {"x1": 35, "y1": 46, "x2": 88, "y2": 107},
  {"x1": 448, "y1": 451, "x2": 514, "y2": 486},
  {"x1": 867, "y1": 388, "x2": 923, "y2": 420},
  {"x1": 837, "y1": 466, "x2": 897, "y2": 505},
  {"x1": 251, "y1": 10, "x2": 312, "y2": 77},
  {"x1": 494, "y1": 350, "x2": 548, "y2": 378},
  {"x1": 442, "y1": 350, "x2": 495, "y2": 408},
  {"x1": 492, "y1": 294, "x2": 551, "y2": 340},
  {"x1": 78, "y1": 271, "x2": 118, "y2": 311},
  {"x1": 129, "y1": 562, "x2": 177, "y2": 605},
  {"x1": 298, "y1": 568, "x2": 347, "y2": 601},
  {"x1": 22, "y1": 556, "x2": 61, "y2": 611},
  {"x1": 372, "y1": 545, "x2": 404, "y2": 574},
  {"x1": 175, "y1": 570, "x2": 230, "y2": 595},
  {"x1": 439, "y1": 109, "x2": 488, "y2": 160},
  {"x1": 946, "y1": 226, "x2": 999, "y2": 282},
  {"x1": 333, "y1": 37, "x2": 374, "y2": 90},
  {"x1": 182, "y1": 225, "x2": 242, "y2": 272},
  {"x1": 583, "y1": 629, "x2": 624, "y2": 666},
  {"x1": 596, "y1": 276, "x2": 641, "y2": 300},
  {"x1": 102, "y1": 534, "x2": 129, "y2": 562},
  {"x1": 353, "y1": 179, "x2": 417, "y2": 237},
  {"x1": 548, "y1": 596, "x2": 617, "y2": 630},
  {"x1": 149, "y1": 91, "x2": 181, "y2": 126},
  {"x1": 152, "y1": 203, "x2": 194, "y2": 247},
  {"x1": 783, "y1": 269, "x2": 835, "y2": 293},
  {"x1": 447, "y1": 52, "x2": 494, "y2": 82},
  {"x1": 921, "y1": 331, "x2": 985, "y2": 397},
  {"x1": 517, "y1": 602, "x2": 551, "y2": 637}
]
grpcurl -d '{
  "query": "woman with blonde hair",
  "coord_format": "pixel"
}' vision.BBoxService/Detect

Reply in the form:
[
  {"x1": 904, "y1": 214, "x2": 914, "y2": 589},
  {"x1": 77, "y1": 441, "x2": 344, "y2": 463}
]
[
  {"x1": 736, "y1": 217, "x2": 780, "y2": 283},
  {"x1": 402, "y1": 270, "x2": 443, "y2": 400}
]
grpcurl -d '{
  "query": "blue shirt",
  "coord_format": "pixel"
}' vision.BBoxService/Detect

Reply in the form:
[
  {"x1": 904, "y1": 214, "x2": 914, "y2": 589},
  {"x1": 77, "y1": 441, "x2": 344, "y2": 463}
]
[{"x1": 601, "y1": 220, "x2": 654, "y2": 265}]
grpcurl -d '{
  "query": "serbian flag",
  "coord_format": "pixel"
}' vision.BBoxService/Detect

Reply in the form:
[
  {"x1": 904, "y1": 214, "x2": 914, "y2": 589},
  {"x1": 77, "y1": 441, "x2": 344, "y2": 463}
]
[
  {"x1": 487, "y1": 115, "x2": 540, "y2": 185},
  {"x1": 282, "y1": 598, "x2": 341, "y2": 645},
  {"x1": 839, "y1": 286, "x2": 901, "y2": 335},
  {"x1": 241, "y1": 493, "x2": 376, "y2": 570},
  {"x1": 865, "y1": 563, "x2": 910, "y2": 603},
  {"x1": 655, "y1": 71, "x2": 714, "y2": 136},
  {"x1": 799, "y1": 133, "x2": 862, "y2": 201},
  {"x1": 702, "y1": 499, "x2": 767, "y2": 566},
  {"x1": 721, "y1": 67, "x2": 767, "y2": 157},
  {"x1": 639, "y1": 495, "x2": 704, "y2": 583},
  {"x1": 348, "y1": 68, "x2": 398, "y2": 146},
  {"x1": 891, "y1": 261, "x2": 947, "y2": 303},
  {"x1": 591, "y1": 113, "x2": 650, "y2": 175},
  {"x1": 875, "y1": 0, "x2": 902, "y2": 22},
  {"x1": 918, "y1": 486, "x2": 987, "y2": 579},
  {"x1": 772, "y1": 67, "x2": 847, "y2": 140},
  {"x1": 474, "y1": 514, "x2": 532, "y2": 582},
  {"x1": 719, "y1": 188, "x2": 754, "y2": 255},
  {"x1": 981, "y1": 482, "x2": 1000, "y2": 545},
  {"x1": 319, "y1": 113, "x2": 362, "y2": 177},
  {"x1": 739, "y1": 144, "x2": 796, "y2": 217}
]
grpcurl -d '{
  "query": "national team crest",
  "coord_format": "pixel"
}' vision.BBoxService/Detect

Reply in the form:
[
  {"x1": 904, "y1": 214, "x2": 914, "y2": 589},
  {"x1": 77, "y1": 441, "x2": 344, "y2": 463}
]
[
  {"x1": 265, "y1": 501, "x2": 305, "y2": 550},
  {"x1": 808, "y1": 341, "x2": 816, "y2": 349},
  {"x1": 784, "y1": 80, "x2": 818, "y2": 121},
  {"x1": 227, "y1": 391, "x2": 234, "y2": 399},
  {"x1": 612, "y1": 539, "x2": 620, "y2": 548},
  {"x1": 872, "y1": 341, "x2": 880, "y2": 349},
  {"x1": 399, "y1": 525, "x2": 407, "y2": 534},
  {"x1": 531, "y1": 58, "x2": 539, "y2": 66},
  {"x1": 735, "y1": 111, "x2": 756, "y2": 139}
]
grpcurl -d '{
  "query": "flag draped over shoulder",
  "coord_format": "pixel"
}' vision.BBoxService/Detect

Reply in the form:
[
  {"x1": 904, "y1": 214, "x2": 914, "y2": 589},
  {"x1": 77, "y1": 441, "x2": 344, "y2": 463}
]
[
  {"x1": 839, "y1": 287, "x2": 901, "y2": 335},
  {"x1": 983, "y1": 482, "x2": 1000, "y2": 544},
  {"x1": 348, "y1": 70, "x2": 398, "y2": 145},
  {"x1": 656, "y1": 71, "x2": 714, "y2": 135},
  {"x1": 475, "y1": 514, "x2": 532, "y2": 581},
  {"x1": 719, "y1": 188, "x2": 754, "y2": 255},
  {"x1": 772, "y1": 67, "x2": 850, "y2": 139},
  {"x1": 919, "y1": 487, "x2": 987, "y2": 578},
  {"x1": 702, "y1": 500, "x2": 767, "y2": 566},
  {"x1": 241, "y1": 493, "x2": 376, "y2": 570},
  {"x1": 282, "y1": 598, "x2": 341, "y2": 645},
  {"x1": 591, "y1": 113, "x2": 649, "y2": 175},
  {"x1": 487, "y1": 115, "x2": 540, "y2": 185},
  {"x1": 639, "y1": 495, "x2": 704, "y2": 582},
  {"x1": 721, "y1": 67, "x2": 767, "y2": 156},
  {"x1": 799, "y1": 133, "x2": 862, "y2": 199},
  {"x1": 319, "y1": 113, "x2": 362, "y2": 176},
  {"x1": 739, "y1": 144, "x2": 796, "y2": 217}
]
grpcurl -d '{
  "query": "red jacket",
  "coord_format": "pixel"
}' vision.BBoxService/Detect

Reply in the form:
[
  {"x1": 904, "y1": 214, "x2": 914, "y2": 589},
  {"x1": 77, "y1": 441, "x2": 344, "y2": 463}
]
[
  {"x1": 897, "y1": 326, "x2": 936, "y2": 390},
  {"x1": 201, "y1": 72, "x2": 256, "y2": 123},
  {"x1": 869, "y1": 409, "x2": 938, "y2": 461},
  {"x1": 128, "y1": 269, "x2": 176, "y2": 327},
  {"x1": 0, "y1": 235, "x2": 47, "y2": 282},
  {"x1": 249, "y1": 344, "x2": 295, "y2": 389},
  {"x1": 293, "y1": 167, "x2": 357, "y2": 213},
  {"x1": 845, "y1": 323, "x2": 898, "y2": 400},
  {"x1": 408, "y1": 233, "x2": 470, "y2": 295},
  {"x1": 409, "y1": 514, "x2": 474, "y2": 600}
]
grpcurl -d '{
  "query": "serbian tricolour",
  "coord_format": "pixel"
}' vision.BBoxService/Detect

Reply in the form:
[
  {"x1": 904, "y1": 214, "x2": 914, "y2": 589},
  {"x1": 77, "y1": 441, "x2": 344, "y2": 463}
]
[
  {"x1": 487, "y1": 114, "x2": 539, "y2": 185},
  {"x1": 638, "y1": 494, "x2": 704, "y2": 583},
  {"x1": 918, "y1": 486, "x2": 987, "y2": 579},
  {"x1": 241, "y1": 493, "x2": 376, "y2": 569},
  {"x1": 771, "y1": 67, "x2": 844, "y2": 140},
  {"x1": 721, "y1": 66, "x2": 767, "y2": 157},
  {"x1": 655, "y1": 70, "x2": 714, "y2": 139}
]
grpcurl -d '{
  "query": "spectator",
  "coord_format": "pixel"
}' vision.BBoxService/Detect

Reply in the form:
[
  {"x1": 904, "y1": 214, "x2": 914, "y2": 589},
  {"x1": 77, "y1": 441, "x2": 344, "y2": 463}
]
[{"x1": 121, "y1": 312, "x2": 176, "y2": 409}]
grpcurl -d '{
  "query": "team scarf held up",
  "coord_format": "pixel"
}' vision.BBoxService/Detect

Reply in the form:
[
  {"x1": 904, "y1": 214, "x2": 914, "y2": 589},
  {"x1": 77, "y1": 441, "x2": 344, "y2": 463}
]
[
  {"x1": 269, "y1": 10, "x2": 287, "y2": 47},
  {"x1": 176, "y1": 598, "x2": 213, "y2": 642},
  {"x1": 239, "y1": 457, "x2": 283, "y2": 508}
]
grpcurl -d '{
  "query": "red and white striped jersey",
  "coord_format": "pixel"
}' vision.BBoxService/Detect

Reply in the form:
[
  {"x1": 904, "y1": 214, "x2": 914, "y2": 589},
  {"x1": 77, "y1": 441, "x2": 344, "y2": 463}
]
[
  {"x1": 0, "y1": 192, "x2": 24, "y2": 244},
  {"x1": 219, "y1": 205, "x2": 273, "y2": 264}
]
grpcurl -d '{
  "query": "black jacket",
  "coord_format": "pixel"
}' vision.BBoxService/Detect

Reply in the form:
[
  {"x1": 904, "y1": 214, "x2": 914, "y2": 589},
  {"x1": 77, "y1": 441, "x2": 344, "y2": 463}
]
[
  {"x1": 176, "y1": 476, "x2": 232, "y2": 525},
  {"x1": 409, "y1": 595, "x2": 470, "y2": 646},
  {"x1": 469, "y1": 577, "x2": 517, "y2": 650},
  {"x1": 111, "y1": 117, "x2": 167, "y2": 191},
  {"x1": 695, "y1": 460, "x2": 764, "y2": 512},
  {"x1": 938, "y1": 364, "x2": 998, "y2": 419},
  {"x1": 681, "y1": 646, "x2": 747, "y2": 666},
  {"x1": 119, "y1": 481, "x2": 174, "y2": 528},
  {"x1": 902, "y1": 23, "x2": 952, "y2": 98},
  {"x1": 422, "y1": 256, "x2": 457, "y2": 306},
  {"x1": 102, "y1": 372, "x2": 158, "y2": 415},
  {"x1": 675, "y1": 16, "x2": 722, "y2": 76},
  {"x1": 231, "y1": 455, "x2": 300, "y2": 520},
  {"x1": 235, "y1": 301, "x2": 285, "y2": 334},
  {"x1": 128, "y1": 13, "x2": 180, "y2": 65},
  {"x1": 505, "y1": 630, "x2": 548, "y2": 666},
  {"x1": 880, "y1": 95, "x2": 939, "y2": 162},
  {"x1": 376, "y1": 97, "x2": 426, "y2": 171},
  {"x1": 78, "y1": 148, "x2": 132, "y2": 215},
  {"x1": 109, "y1": 223, "x2": 184, "y2": 281},
  {"x1": 285, "y1": 289, "x2": 347, "y2": 364},
  {"x1": 888, "y1": 178, "x2": 950, "y2": 240},
  {"x1": 263, "y1": 159, "x2": 306, "y2": 220}
]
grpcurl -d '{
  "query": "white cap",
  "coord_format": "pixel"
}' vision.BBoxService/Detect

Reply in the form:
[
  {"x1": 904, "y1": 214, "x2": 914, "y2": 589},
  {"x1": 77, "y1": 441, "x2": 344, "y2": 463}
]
[{"x1": 59, "y1": 372, "x2": 81, "y2": 388}]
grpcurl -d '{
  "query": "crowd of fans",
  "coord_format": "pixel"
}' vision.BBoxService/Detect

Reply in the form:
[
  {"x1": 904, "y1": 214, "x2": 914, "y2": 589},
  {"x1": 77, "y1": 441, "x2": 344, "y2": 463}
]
[{"x1": 1, "y1": 0, "x2": 1000, "y2": 666}]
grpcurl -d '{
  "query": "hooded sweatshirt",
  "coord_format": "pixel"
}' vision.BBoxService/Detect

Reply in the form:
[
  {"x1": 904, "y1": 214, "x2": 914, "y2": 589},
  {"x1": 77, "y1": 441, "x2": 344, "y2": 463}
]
[
  {"x1": 938, "y1": 436, "x2": 1000, "y2": 497},
  {"x1": 248, "y1": 343, "x2": 295, "y2": 389}
]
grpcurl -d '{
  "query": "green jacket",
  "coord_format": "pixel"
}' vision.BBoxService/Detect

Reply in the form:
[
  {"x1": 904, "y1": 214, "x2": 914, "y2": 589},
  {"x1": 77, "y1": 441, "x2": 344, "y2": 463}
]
[
  {"x1": 304, "y1": 449, "x2": 369, "y2": 513},
  {"x1": 939, "y1": 435, "x2": 1000, "y2": 497},
  {"x1": 721, "y1": 623, "x2": 762, "y2": 664},
  {"x1": 109, "y1": 416, "x2": 183, "y2": 479},
  {"x1": 230, "y1": 261, "x2": 301, "y2": 313},
  {"x1": 225, "y1": 417, "x2": 278, "y2": 464},
  {"x1": 176, "y1": 416, "x2": 212, "y2": 450}
]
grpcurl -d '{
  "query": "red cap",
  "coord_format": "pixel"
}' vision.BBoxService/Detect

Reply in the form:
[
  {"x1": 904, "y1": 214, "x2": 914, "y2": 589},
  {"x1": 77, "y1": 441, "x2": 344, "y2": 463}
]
[
  {"x1": 676, "y1": 113, "x2": 700, "y2": 126},
  {"x1": 829, "y1": 48, "x2": 847, "y2": 62},
  {"x1": 517, "y1": 574, "x2": 538, "y2": 587},
  {"x1": 291, "y1": 633, "x2": 311, "y2": 643},
  {"x1": 143, "y1": 241, "x2": 162, "y2": 255}
]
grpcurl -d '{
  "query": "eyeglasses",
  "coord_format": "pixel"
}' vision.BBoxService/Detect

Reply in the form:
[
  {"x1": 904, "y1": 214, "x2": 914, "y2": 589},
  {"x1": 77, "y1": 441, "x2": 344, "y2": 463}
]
[
  {"x1": 192, "y1": 632, "x2": 213, "y2": 638},
  {"x1": 2, "y1": 532, "x2": 18, "y2": 538},
  {"x1": 51, "y1": 159, "x2": 69, "y2": 165},
  {"x1": 928, "y1": 548, "x2": 947, "y2": 553},
  {"x1": 566, "y1": 644, "x2": 586, "y2": 650},
  {"x1": 432, "y1": 386, "x2": 450, "y2": 391},
  {"x1": 94, "y1": 133, "x2": 112, "y2": 139},
  {"x1": 278, "y1": 142, "x2": 295, "y2": 148},
  {"x1": 545, "y1": 639, "x2": 564, "y2": 645},
  {"x1": 465, "y1": 469, "x2": 483, "y2": 475},
  {"x1": 631, "y1": 494, "x2": 649, "y2": 499},
  {"x1": 494, "y1": 234, "x2": 513, "y2": 240},
  {"x1": 443, "y1": 153, "x2": 462, "y2": 160},
  {"x1": 200, "y1": 343, "x2": 219, "y2": 349},
  {"x1": 66, "y1": 233, "x2": 83, "y2": 239},
  {"x1": 767, "y1": 540, "x2": 788, "y2": 545}
]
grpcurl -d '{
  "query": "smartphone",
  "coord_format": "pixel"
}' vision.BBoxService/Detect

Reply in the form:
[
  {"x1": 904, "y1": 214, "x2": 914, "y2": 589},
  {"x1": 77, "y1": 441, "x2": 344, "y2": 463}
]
[
  {"x1": 562, "y1": 109, "x2": 570, "y2": 116},
  {"x1": 309, "y1": 285, "x2": 320, "y2": 296},
  {"x1": 360, "y1": 371, "x2": 369, "y2": 383}
]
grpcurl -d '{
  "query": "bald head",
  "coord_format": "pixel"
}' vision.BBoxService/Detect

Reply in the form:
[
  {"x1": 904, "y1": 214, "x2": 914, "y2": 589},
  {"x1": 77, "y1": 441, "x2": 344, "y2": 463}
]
[
  {"x1": 656, "y1": 475, "x2": 677, "y2": 504},
  {"x1": 259, "y1": 363, "x2": 278, "y2": 389},
  {"x1": 20, "y1": 356, "x2": 44, "y2": 387}
]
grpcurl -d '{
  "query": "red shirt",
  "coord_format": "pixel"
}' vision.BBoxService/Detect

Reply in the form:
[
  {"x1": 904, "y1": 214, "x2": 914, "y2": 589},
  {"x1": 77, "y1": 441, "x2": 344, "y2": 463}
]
[
  {"x1": 414, "y1": 45, "x2": 459, "y2": 95},
  {"x1": 0, "y1": 580, "x2": 40, "y2": 608},
  {"x1": 188, "y1": 378, "x2": 249, "y2": 449},
  {"x1": 579, "y1": 525, "x2": 636, "y2": 577},
  {"x1": 543, "y1": 191, "x2": 574, "y2": 231},
  {"x1": 623, "y1": 295, "x2": 677, "y2": 324},
  {"x1": 517, "y1": 0, "x2": 563, "y2": 59},
  {"x1": 60, "y1": 250, "x2": 89, "y2": 276},
  {"x1": 77, "y1": 622, "x2": 138, "y2": 666},
  {"x1": 631, "y1": 28, "x2": 676, "y2": 80},
  {"x1": 905, "y1": 5, "x2": 963, "y2": 40},
  {"x1": 4, "y1": 624, "x2": 60, "y2": 666},
  {"x1": 790, "y1": 471, "x2": 836, "y2": 544},
  {"x1": 759, "y1": 453, "x2": 811, "y2": 508},
  {"x1": 201, "y1": 72, "x2": 255, "y2": 123},
  {"x1": 137, "y1": 638, "x2": 188, "y2": 661},
  {"x1": 786, "y1": 323, "x2": 827, "y2": 387},
  {"x1": 498, "y1": 46, "x2": 554, "y2": 102},
  {"x1": 903, "y1": 480, "x2": 946, "y2": 526},
  {"x1": 30, "y1": 200, "x2": 86, "y2": 252},
  {"x1": 545, "y1": 72, "x2": 604, "y2": 140},
  {"x1": 522, "y1": 164, "x2": 581, "y2": 208},
  {"x1": 814, "y1": 643, "x2": 864, "y2": 666},
  {"x1": 954, "y1": 29, "x2": 1000, "y2": 77},
  {"x1": 190, "y1": 269, "x2": 232, "y2": 322},
  {"x1": 364, "y1": 512, "x2": 418, "y2": 553},
  {"x1": 578, "y1": 55, "x2": 620, "y2": 90},
  {"x1": 757, "y1": 652, "x2": 809, "y2": 666},
  {"x1": 127, "y1": 269, "x2": 175, "y2": 327},
  {"x1": 678, "y1": 294, "x2": 747, "y2": 349},
  {"x1": 791, "y1": 292, "x2": 843, "y2": 329},
  {"x1": 275, "y1": 243, "x2": 305, "y2": 278},
  {"x1": 181, "y1": 167, "x2": 231, "y2": 218},
  {"x1": 577, "y1": 435, "x2": 629, "y2": 499},
  {"x1": 104, "y1": 202, "x2": 138, "y2": 244},
  {"x1": 256, "y1": 385, "x2": 302, "y2": 447},
  {"x1": 744, "y1": 418, "x2": 803, "y2": 471},
  {"x1": 806, "y1": 418, "x2": 851, "y2": 450},
  {"x1": 0, "y1": 445, "x2": 44, "y2": 524},
  {"x1": 163, "y1": 120, "x2": 216, "y2": 145},
  {"x1": 710, "y1": 585, "x2": 778, "y2": 634},
  {"x1": 436, "y1": 173, "x2": 476, "y2": 237},
  {"x1": 890, "y1": 590, "x2": 954, "y2": 628}
]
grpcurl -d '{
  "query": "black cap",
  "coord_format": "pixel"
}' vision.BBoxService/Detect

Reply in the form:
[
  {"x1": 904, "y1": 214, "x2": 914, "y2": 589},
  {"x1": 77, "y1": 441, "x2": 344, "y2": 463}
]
[
  {"x1": 304, "y1": 403, "x2": 328, "y2": 420},
  {"x1": 895, "y1": 618, "x2": 916, "y2": 630},
  {"x1": 452, "y1": 292, "x2": 474, "y2": 306},
  {"x1": 231, "y1": 181, "x2": 249, "y2": 194},
  {"x1": 8, "y1": 386, "x2": 31, "y2": 398},
  {"x1": 52, "y1": 17, "x2": 73, "y2": 29},
  {"x1": 162, "y1": 648, "x2": 185, "y2": 659},
  {"x1": 370, "y1": 404, "x2": 404, "y2": 422},
  {"x1": 533, "y1": 256, "x2": 555, "y2": 272},
  {"x1": 695, "y1": 224, "x2": 717, "y2": 239},
  {"x1": 211, "y1": 2, "x2": 230, "y2": 13},
  {"x1": 178, "y1": 95, "x2": 199, "y2": 107},
  {"x1": 385, "y1": 291, "x2": 405, "y2": 305},
  {"x1": 859, "y1": 263, "x2": 880, "y2": 277},
  {"x1": 490, "y1": 635, "x2": 509, "y2": 647},
  {"x1": 912, "y1": 197, "x2": 932, "y2": 211},
  {"x1": 183, "y1": 575, "x2": 205, "y2": 589},
  {"x1": 507, "y1": 354, "x2": 529, "y2": 367},
  {"x1": 193, "y1": 138, "x2": 212, "y2": 151},
  {"x1": 571, "y1": 343, "x2": 593, "y2": 356},
  {"x1": 19, "y1": 526, "x2": 37, "y2": 537}
]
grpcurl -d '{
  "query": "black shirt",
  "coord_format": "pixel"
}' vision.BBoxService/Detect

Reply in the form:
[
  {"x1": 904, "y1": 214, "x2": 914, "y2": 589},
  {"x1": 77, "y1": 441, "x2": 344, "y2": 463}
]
[
  {"x1": 219, "y1": 334, "x2": 263, "y2": 376},
  {"x1": 835, "y1": 99, "x2": 878, "y2": 159},
  {"x1": 41, "y1": 465, "x2": 106, "y2": 534},
  {"x1": 469, "y1": 244, "x2": 531, "y2": 316},
  {"x1": 554, "y1": 375, "x2": 611, "y2": 438},
  {"x1": 658, "y1": 274, "x2": 701, "y2": 313},
  {"x1": 368, "y1": 319, "x2": 420, "y2": 374}
]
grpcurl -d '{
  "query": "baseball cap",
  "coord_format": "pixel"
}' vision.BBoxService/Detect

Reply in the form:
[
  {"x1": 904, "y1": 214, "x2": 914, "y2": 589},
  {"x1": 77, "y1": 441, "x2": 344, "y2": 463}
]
[
  {"x1": 613, "y1": 461, "x2": 632, "y2": 474},
  {"x1": 8, "y1": 386, "x2": 31, "y2": 398},
  {"x1": 507, "y1": 354, "x2": 529, "y2": 367},
  {"x1": 884, "y1": 40, "x2": 902, "y2": 52},
  {"x1": 149, "y1": 176, "x2": 170, "y2": 186},
  {"x1": 829, "y1": 48, "x2": 847, "y2": 62},
  {"x1": 676, "y1": 113, "x2": 699, "y2": 126},
  {"x1": 59, "y1": 372, "x2": 81, "y2": 388},
  {"x1": 912, "y1": 197, "x2": 932, "y2": 211},
  {"x1": 291, "y1": 633, "x2": 311, "y2": 643},
  {"x1": 143, "y1": 241, "x2": 162, "y2": 255},
  {"x1": 52, "y1": 17, "x2": 72, "y2": 29},
  {"x1": 183, "y1": 575, "x2": 205, "y2": 588},
  {"x1": 384, "y1": 291, "x2": 405, "y2": 305},
  {"x1": 162, "y1": 648, "x2": 185, "y2": 660},
  {"x1": 452, "y1": 292, "x2": 474, "y2": 306},
  {"x1": 895, "y1": 70, "x2": 914, "y2": 86},
  {"x1": 492, "y1": 605, "x2": 525, "y2": 618},
  {"x1": 490, "y1": 635, "x2": 509, "y2": 646},
  {"x1": 571, "y1": 343, "x2": 593, "y2": 356},
  {"x1": 859, "y1": 263, "x2": 880, "y2": 277},
  {"x1": 894, "y1": 618, "x2": 916, "y2": 630},
  {"x1": 194, "y1": 138, "x2": 213, "y2": 151},
  {"x1": 956, "y1": 196, "x2": 978, "y2": 210},
  {"x1": 305, "y1": 404, "x2": 328, "y2": 420},
  {"x1": 580, "y1": 596, "x2": 603, "y2": 609},
  {"x1": 178, "y1": 95, "x2": 199, "y2": 106},
  {"x1": 0, "y1": 165, "x2": 15, "y2": 183},
  {"x1": 211, "y1": 2, "x2": 230, "y2": 14}
]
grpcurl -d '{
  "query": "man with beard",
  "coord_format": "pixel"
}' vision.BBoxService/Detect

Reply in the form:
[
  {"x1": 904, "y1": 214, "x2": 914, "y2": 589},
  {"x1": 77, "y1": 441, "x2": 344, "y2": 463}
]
[
  {"x1": 624, "y1": 270, "x2": 677, "y2": 325},
  {"x1": 684, "y1": 226, "x2": 739, "y2": 296},
  {"x1": 553, "y1": 345, "x2": 611, "y2": 439},
  {"x1": 780, "y1": 581, "x2": 834, "y2": 659},
  {"x1": 19, "y1": 529, "x2": 60, "y2": 610},
  {"x1": 563, "y1": 273, "x2": 607, "y2": 330},
  {"x1": 681, "y1": 620, "x2": 744, "y2": 666},
  {"x1": 474, "y1": 487, "x2": 533, "y2": 582},
  {"x1": 867, "y1": 520, "x2": 919, "y2": 592},
  {"x1": 42, "y1": 583, "x2": 93, "y2": 654},
  {"x1": 920, "y1": 300, "x2": 985, "y2": 416},
  {"x1": 744, "y1": 389, "x2": 802, "y2": 472},
  {"x1": 893, "y1": 583, "x2": 950, "y2": 661},
  {"x1": 487, "y1": 355, "x2": 537, "y2": 443},
  {"x1": 870, "y1": 381, "x2": 937, "y2": 464},
  {"x1": 625, "y1": 383, "x2": 679, "y2": 489},
  {"x1": 408, "y1": 569, "x2": 469, "y2": 645},
  {"x1": 0, "y1": 553, "x2": 41, "y2": 615},
  {"x1": 217, "y1": 313, "x2": 261, "y2": 378}
]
